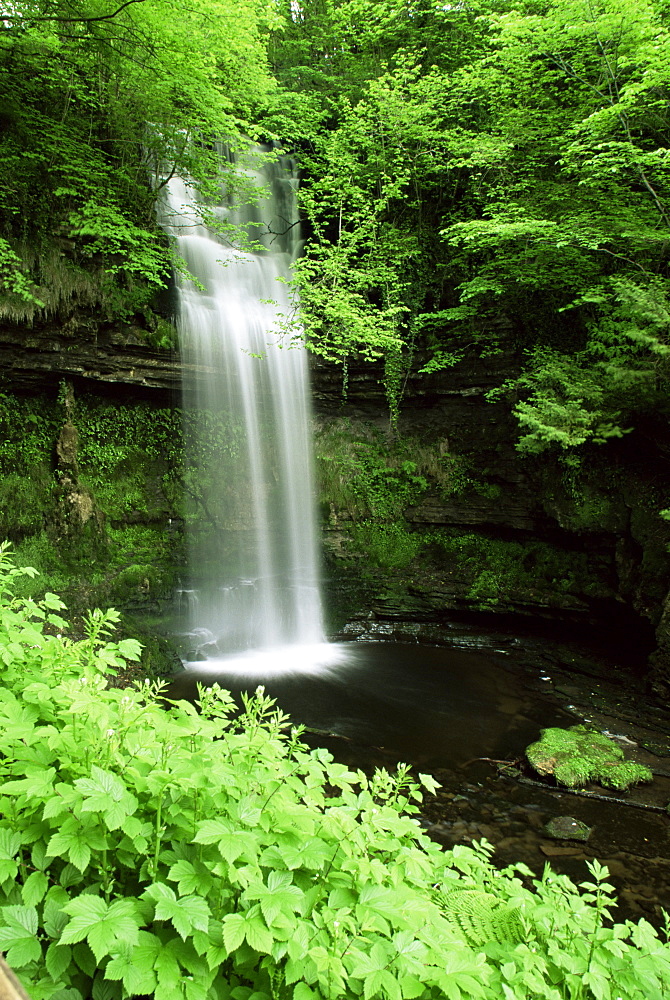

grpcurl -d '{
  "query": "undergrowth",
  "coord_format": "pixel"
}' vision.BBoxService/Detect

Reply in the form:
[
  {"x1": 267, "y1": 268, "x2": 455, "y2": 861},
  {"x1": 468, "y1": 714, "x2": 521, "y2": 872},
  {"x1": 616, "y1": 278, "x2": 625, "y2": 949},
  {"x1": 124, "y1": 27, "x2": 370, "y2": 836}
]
[
  {"x1": 0, "y1": 544, "x2": 669, "y2": 999},
  {"x1": 427, "y1": 532, "x2": 610, "y2": 610}
]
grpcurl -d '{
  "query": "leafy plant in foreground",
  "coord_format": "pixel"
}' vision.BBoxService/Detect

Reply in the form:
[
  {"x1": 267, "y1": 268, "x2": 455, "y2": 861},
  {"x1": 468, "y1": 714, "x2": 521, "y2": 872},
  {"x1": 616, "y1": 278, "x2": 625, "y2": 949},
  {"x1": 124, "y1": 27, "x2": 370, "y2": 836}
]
[{"x1": 0, "y1": 544, "x2": 668, "y2": 1000}]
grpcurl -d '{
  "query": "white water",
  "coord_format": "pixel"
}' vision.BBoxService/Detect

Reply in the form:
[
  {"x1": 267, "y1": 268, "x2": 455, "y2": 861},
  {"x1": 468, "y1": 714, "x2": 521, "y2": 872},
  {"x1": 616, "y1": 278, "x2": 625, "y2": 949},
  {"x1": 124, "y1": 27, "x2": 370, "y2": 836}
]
[{"x1": 162, "y1": 146, "x2": 327, "y2": 666}]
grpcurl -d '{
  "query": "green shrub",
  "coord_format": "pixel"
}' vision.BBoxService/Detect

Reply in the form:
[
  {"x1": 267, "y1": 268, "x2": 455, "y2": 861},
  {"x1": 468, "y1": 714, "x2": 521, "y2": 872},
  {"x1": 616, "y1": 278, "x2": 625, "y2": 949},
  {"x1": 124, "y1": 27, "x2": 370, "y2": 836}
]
[
  {"x1": 429, "y1": 532, "x2": 609, "y2": 609},
  {"x1": 315, "y1": 420, "x2": 430, "y2": 522},
  {"x1": 351, "y1": 521, "x2": 423, "y2": 570},
  {"x1": 0, "y1": 544, "x2": 669, "y2": 1000}
]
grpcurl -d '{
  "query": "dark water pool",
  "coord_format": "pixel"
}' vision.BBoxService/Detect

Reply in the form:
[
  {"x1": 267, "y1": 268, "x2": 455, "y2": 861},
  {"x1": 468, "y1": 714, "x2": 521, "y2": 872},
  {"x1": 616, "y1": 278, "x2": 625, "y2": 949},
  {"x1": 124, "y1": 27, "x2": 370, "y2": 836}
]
[
  {"x1": 166, "y1": 638, "x2": 670, "y2": 924},
  {"x1": 167, "y1": 642, "x2": 572, "y2": 768}
]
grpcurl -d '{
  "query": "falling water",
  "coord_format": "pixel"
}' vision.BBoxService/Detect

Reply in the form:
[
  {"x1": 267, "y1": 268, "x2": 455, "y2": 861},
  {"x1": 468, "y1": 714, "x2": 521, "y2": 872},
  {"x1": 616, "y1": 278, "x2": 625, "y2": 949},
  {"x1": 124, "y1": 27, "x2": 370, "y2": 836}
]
[{"x1": 162, "y1": 145, "x2": 329, "y2": 670}]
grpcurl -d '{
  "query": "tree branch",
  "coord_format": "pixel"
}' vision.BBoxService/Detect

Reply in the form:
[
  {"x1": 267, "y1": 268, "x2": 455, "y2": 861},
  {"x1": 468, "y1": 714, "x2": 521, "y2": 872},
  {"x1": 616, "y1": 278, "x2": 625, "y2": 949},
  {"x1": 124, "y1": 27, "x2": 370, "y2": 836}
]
[{"x1": 2, "y1": 0, "x2": 147, "y2": 25}]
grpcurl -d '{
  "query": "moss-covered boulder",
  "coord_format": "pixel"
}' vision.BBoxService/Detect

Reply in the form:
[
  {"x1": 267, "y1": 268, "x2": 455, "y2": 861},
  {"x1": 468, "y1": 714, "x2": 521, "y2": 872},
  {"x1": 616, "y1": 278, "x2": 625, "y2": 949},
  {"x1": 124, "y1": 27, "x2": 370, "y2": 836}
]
[
  {"x1": 543, "y1": 816, "x2": 591, "y2": 841},
  {"x1": 526, "y1": 725, "x2": 653, "y2": 790}
]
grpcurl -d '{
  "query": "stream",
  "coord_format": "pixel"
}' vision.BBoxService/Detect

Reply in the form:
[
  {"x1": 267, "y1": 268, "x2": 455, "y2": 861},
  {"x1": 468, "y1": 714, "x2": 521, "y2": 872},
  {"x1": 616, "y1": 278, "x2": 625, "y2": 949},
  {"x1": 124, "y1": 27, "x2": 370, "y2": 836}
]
[{"x1": 166, "y1": 622, "x2": 670, "y2": 926}]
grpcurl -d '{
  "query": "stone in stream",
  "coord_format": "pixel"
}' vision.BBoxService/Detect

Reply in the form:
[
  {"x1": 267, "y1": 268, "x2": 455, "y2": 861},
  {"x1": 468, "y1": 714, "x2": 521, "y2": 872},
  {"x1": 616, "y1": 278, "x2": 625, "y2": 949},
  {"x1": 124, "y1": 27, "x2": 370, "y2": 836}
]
[
  {"x1": 543, "y1": 815, "x2": 592, "y2": 842},
  {"x1": 526, "y1": 725, "x2": 653, "y2": 790}
]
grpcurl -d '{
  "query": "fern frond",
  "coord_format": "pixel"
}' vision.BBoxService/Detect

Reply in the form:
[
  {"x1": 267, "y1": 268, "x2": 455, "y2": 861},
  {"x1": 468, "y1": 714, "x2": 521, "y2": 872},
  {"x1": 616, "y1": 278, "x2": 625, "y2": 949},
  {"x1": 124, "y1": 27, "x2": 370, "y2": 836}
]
[{"x1": 439, "y1": 888, "x2": 524, "y2": 946}]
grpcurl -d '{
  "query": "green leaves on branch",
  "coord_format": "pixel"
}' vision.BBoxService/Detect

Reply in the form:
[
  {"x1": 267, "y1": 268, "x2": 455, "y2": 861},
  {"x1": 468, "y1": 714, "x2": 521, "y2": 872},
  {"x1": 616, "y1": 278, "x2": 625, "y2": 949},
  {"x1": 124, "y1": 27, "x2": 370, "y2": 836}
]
[
  {"x1": 488, "y1": 274, "x2": 670, "y2": 455},
  {"x1": 271, "y1": 0, "x2": 670, "y2": 442},
  {"x1": 0, "y1": 0, "x2": 278, "y2": 319}
]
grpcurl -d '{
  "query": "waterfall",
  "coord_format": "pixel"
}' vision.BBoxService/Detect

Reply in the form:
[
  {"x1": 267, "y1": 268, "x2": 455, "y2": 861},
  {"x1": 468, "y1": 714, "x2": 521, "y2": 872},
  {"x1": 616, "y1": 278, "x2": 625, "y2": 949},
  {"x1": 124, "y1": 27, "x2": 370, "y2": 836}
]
[{"x1": 162, "y1": 145, "x2": 328, "y2": 669}]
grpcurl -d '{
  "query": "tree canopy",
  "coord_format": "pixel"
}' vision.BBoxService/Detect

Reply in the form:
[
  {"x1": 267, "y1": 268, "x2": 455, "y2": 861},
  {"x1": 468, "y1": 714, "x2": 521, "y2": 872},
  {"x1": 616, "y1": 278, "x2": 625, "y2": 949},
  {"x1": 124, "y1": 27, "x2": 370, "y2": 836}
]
[
  {"x1": 0, "y1": 0, "x2": 278, "y2": 320},
  {"x1": 265, "y1": 0, "x2": 670, "y2": 449},
  {"x1": 2, "y1": 0, "x2": 670, "y2": 452}
]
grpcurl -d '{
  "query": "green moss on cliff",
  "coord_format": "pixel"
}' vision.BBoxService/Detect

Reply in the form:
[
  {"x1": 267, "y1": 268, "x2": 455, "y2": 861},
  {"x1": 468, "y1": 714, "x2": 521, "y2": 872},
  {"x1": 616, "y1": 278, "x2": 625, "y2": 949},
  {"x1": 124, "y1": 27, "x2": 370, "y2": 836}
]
[
  {"x1": 423, "y1": 531, "x2": 612, "y2": 610},
  {"x1": 0, "y1": 389, "x2": 184, "y2": 607},
  {"x1": 315, "y1": 418, "x2": 431, "y2": 523}
]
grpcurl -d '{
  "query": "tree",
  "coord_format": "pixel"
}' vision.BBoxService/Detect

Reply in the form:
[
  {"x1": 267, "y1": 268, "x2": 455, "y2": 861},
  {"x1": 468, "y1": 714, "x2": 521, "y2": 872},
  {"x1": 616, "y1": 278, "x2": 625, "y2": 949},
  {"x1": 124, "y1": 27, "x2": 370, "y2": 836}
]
[
  {"x1": 268, "y1": 0, "x2": 670, "y2": 449},
  {"x1": 0, "y1": 0, "x2": 278, "y2": 321}
]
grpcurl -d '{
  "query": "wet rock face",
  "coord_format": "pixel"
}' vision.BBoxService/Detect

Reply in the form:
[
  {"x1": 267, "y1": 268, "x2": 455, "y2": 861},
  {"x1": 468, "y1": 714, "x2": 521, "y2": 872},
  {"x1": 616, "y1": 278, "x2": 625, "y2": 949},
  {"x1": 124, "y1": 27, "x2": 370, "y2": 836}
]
[
  {"x1": 56, "y1": 420, "x2": 79, "y2": 469},
  {"x1": 0, "y1": 320, "x2": 181, "y2": 394},
  {"x1": 53, "y1": 384, "x2": 108, "y2": 556},
  {"x1": 311, "y1": 349, "x2": 670, "y2": 686},
  {"x1": 3, "y1": 316, "x2": 670, "y2": 683}
]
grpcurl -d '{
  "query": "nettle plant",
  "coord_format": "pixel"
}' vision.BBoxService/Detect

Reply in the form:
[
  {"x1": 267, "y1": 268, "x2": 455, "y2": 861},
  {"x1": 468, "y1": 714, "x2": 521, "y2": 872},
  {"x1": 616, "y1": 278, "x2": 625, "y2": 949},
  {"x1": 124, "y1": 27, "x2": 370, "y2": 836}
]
[{"x1": 0, "y1": 545, "x2": 669, "y2": 1000}]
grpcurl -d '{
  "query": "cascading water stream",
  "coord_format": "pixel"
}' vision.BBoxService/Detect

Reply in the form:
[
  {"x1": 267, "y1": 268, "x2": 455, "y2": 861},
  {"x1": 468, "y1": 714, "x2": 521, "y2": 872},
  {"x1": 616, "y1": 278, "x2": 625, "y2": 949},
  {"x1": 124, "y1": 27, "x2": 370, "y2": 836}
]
[{"x1": 162, "y1": 145, "x2": 333, "y2": 672}]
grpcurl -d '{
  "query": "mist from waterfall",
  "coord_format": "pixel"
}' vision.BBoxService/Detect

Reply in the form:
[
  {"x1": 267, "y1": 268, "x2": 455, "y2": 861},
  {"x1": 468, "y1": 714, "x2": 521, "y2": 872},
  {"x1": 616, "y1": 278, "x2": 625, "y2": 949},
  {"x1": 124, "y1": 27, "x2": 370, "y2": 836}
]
[{"x1": 162, "y1": 145, "x2": 329, "y2": 670}]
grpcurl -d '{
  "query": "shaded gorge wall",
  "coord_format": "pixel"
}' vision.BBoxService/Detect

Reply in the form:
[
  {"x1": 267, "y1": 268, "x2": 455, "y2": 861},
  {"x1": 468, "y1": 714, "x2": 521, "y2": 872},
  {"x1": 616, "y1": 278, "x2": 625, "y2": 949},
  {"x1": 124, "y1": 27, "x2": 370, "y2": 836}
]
[
  {"x1": 0, "y1": 320, "x2": 669, "y2": 688},
  {"x1": 310, "y1": 348, "x2": 670, "y2": 688}
]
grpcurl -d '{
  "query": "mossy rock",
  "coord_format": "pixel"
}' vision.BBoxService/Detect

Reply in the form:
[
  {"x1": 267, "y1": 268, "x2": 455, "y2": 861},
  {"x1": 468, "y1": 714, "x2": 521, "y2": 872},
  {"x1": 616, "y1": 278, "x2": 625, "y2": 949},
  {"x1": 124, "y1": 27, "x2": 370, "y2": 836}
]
[
  {"x1": 543, "y1": 816, "x2": 591, "y2": 842},
  {"x1": 526, "y1": 725, "x2": 653, "y2": 791}
]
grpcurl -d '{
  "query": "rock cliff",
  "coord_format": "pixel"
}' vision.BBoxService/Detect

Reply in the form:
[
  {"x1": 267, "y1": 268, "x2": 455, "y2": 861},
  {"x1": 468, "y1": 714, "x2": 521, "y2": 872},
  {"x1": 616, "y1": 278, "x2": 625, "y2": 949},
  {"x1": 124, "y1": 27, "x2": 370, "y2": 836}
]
[{"x1": 1, "y1": 318, "x2": 669, "y2": 688}]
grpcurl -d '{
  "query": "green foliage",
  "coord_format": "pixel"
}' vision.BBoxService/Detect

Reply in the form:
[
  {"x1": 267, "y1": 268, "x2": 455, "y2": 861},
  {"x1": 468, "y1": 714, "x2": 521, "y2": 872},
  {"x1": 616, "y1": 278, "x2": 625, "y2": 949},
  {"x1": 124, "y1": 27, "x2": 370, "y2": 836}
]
[
  {"x1": 73, "y1": 398, "x2": 182, "y2": 479},
  {"x1": 438, "y1": 888, "x2": 524, "y2": 947},
  {"x1": 76, "y1": 401, "x2": 183, "y2": 524},
  {"x1": 437, "y1": 455, "x2": 502, "y2": 502},
  {"x1": 0, "y1": 0, "x2": 278, "y2": 321},
  {"x1": 0, "y1": 393, "x2": 60, "y2": 474},
  {"x1": 266, "y1": 0, "x2": 670, "y2": 436},
  {"x1": 315, "y1": 419, "x2": 435, "y2": 523},
  {"x1": 527, "y1": 725, "x2": 654, "y2": 790},
  {"x1": 0, "y1": 238, "x2": 44, "y2": 308},
  {"x1": 351, "y1": 521, "x2": 422, "y2": 570},
  {"x1": 0, "y1": 390, "x2": 185, "y2": 605},
  {"x1": 0, "y1": 546, "x2": 669, "y2": 999},
  {"x1": 0, "y1": 393, "x2": 61, "y2": 543},
  {"x1": 428, "y1": 532, "x2": 608, "y2": 609}
]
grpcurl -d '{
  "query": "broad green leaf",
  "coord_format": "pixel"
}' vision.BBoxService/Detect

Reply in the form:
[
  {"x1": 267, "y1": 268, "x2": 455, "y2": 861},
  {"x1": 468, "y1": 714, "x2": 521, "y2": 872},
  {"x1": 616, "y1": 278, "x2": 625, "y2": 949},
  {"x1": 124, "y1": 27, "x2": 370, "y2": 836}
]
[
  {"x1": 294, "y1": 986, "x2": 317, "y2": 1000},
  {"x1": 22, "y1": 870, "x2": 48, "y2": 906},
  {"x1": 46, "y1": 942, "x2": 73, "y2": 982},
  {"x1": 47, "y1": 827, "x2": 92, "y2": 872},
  {"x1": 328, "y1": 888, "x2": 356, "y2": 910},
  {"x1": 1, "y1": 904, "x2": 38, "y2": 935},
  {"x1": 217, "y1": 832, "x2": 248, "y2": 865},
  {"x1": 73, "y1": 941, "x2": 96, "y2": 976},
  {"x1": 167, "y1": 859, "x2": 211, "y2": 896},
  {"x1": 5, "y1": 935, "x2": 42, "y2": 969},
  {"x1": 145, "y1": 882, "x2": 209, "y2": 940},
  {"x1": 92, "y1": 975, "x2": 122, "y2": 1000},
  {"x1": 59, "y1": 864, "x2": 83, "y2": 889},
  {"x1": 363, "y1": 969, "x2": 384, "y2": 1000},
  {"x1": 155, "y1": 945, "x2": 182, "y2": 990},
  {"x1": 0, "y1": 829, "x2": 20, "y2": 861},
  {"x1": 399, "y1": 975, "x2": 425, "y2": 999},
  {"x1": 62, "y1": 896, "x2": 140, "y2": 962},
  {"x1": 43, "y1": 795, "x2": 71, "y2": 821},
  {"x1": 76, "y1": 767, "x2": 127, "y2": 802},
  {"x1": 358, "y1": 884, "x2": 398, "y2": 915},
  {"x1": 68, "y1": 839, "x2": 92, "y2": 874},
  {"x1": 43, "y1": 889, "x2": 70, "y2": 937},
  {"x1": 185, "y1": 979, "x2": 209, "y2": 1000},
  {"x1": 106, "y1": 948, "x2": 157, "y2": 995},
  {"x1": 418, "y1": 773, "x2": 441, "y2": 795},
  {"x1": 244, "y1": 914, "x2": 273, "y2": 954},
  {"x1": 193, "y1": 819, "x2": 231, "y2": 845},
  {"x1": 61, "y1": 896, "x2": 108, "y2": 945},
  {"x1": 0, "y1": 905, "x2": 41, "y2": 967},
  {"x1": 118, "y1": 638, "x2": 142, "y2": 661},
  {"x1": 222, "y1": 913, "x2": 246, "y2": 953}
]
